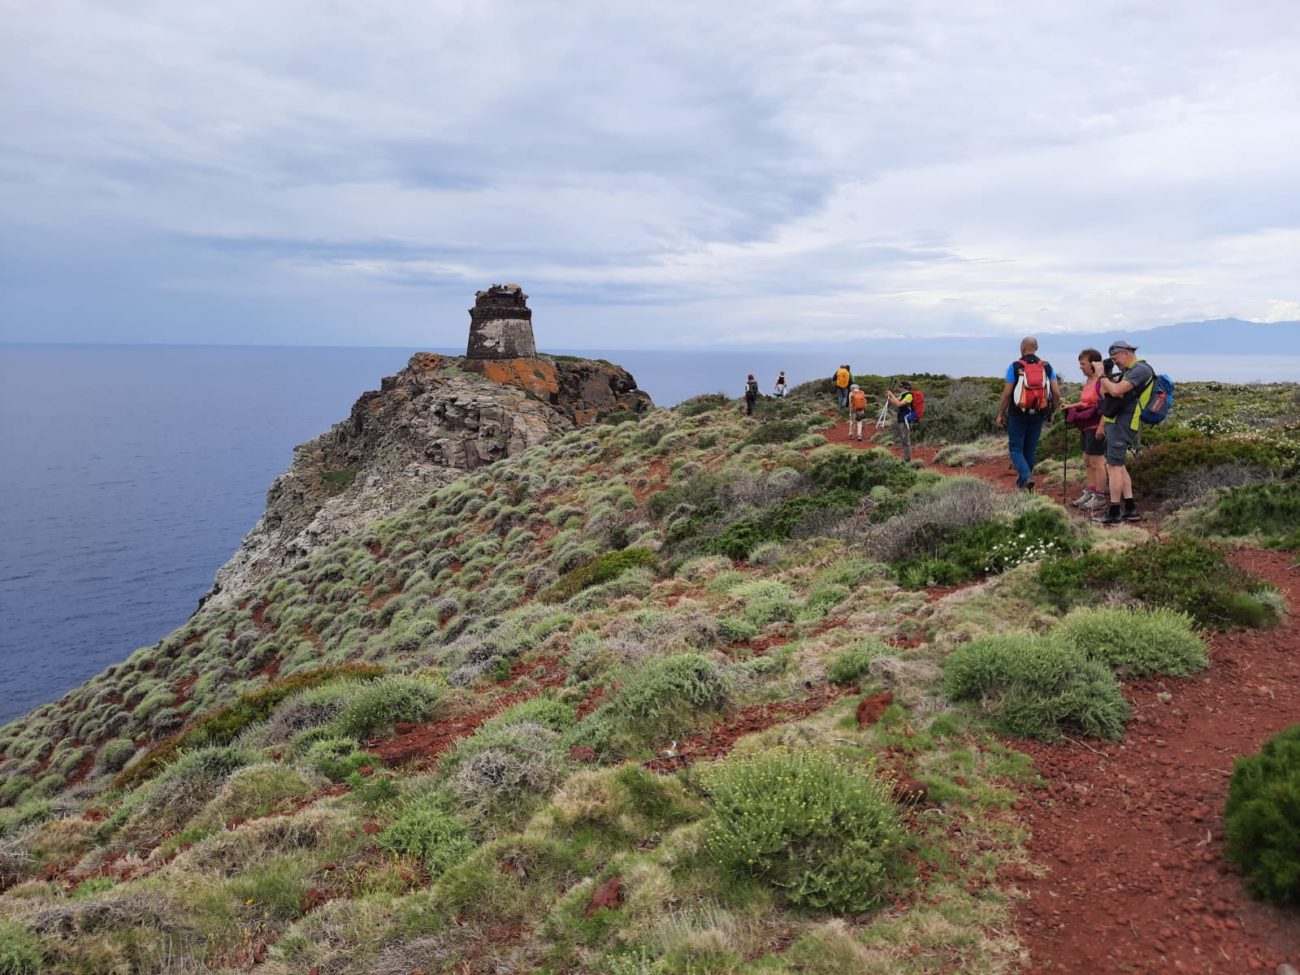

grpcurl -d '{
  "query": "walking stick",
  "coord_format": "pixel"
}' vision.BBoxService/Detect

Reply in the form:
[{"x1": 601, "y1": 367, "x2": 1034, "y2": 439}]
[
  {"x1": 1061, "y1": 414, "x2": 1069, "y2": 505},
  {"x1": 875, "y1": 395, "x2": 891, "y2": 430}
]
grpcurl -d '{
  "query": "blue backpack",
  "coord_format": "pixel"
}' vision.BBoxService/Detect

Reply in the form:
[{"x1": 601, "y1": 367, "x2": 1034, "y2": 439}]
[{"x1": 1140, "y1": 373, "x2": 1175, "y2": 425}]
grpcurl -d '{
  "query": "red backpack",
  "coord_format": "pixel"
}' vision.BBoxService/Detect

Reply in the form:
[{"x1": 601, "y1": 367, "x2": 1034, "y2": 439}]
[
  {"x1": 909, "y1": 388, "x2": 925, "y2": 420},
  {"x1": 1013, "y1": 358, "x2": 1050, "y2": 413}
]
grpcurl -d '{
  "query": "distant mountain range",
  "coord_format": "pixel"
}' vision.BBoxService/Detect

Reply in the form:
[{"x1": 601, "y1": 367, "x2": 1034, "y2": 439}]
[{"x1": 1061, "y1": 319, "x2": 1300, "y2": 356}]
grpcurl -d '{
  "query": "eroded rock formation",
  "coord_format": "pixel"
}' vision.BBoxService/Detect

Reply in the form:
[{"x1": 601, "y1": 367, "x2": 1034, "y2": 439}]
[{"x1": 201, "y1": 350, "x2": 650, "y2": 611}]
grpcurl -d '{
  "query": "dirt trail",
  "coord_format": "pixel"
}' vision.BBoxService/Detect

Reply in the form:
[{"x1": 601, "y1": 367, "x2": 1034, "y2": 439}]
[
  {"x1": 817, "y1": 409, "x2": 1300, "y2": 970},
  {"x1": 1011, "y1": 551, "x2": 1300, "y2": 973}
]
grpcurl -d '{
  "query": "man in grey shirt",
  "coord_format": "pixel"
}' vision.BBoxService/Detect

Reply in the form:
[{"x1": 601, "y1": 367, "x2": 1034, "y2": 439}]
[{"x1": 1094, "y1": 340, "x2": 1155, "y2": 525}]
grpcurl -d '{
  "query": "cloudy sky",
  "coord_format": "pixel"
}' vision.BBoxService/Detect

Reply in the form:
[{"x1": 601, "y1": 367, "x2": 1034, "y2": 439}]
[{"x1": 2, "y1": 1, "x2": 1298, "y2": 348}]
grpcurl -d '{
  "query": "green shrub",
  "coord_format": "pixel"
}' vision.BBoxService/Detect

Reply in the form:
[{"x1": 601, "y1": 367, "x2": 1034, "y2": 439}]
[
  {"x1": 716, "y1": 618, "x2": 758, "y2": 643},
  {"x1": 808, "y1": 448, "x2": 917, "y2": 493},
  {"x1": 302, "y1": 737, "x2": 378, "y2": 782},
  {"x1": 616, "y1": 653, "x2": 731, "y2": 728},
  {"x1": 744, "y1": 419, "x2": 809, "y2": 446},
  {"x1": 333, "y1": 676, "x2": 442, "y2": 740},
  {"x1": 1055, "y1": 607, "x2": 1208, "y2": 677},
  {"x1": 1038, "y1": 536, "x2": 1281, "y2": 630},
  {"x1": 677, "y1": 393, "x2": 728, "y2": 417},
  {"x1": 943, "y1": 634, "x2": 1130, "y2": 741},
  {"x1": 910, "y1": 380, "x2": 1002, "y2": 444},
  {"x1": 540, "y1": 548, "x2": 660, "y2": 604},
  {"x1": 705, "y1": 748, "x2": 911, "y2": 912},
  {"x1": 1129, "y1": 436, "x2": 1281, "y2": 496},
  {"x1": 1224, "y1": 724, "x2": 1300, "y2": 905},
  {"x1": 1207, "y1": 481, "x2": 1300, "y2": 542},
  {"x1": 98, "y1": 737, "x2": 137, "y2": 774},
  {"x1": 448, "y1": 723, "x2": 568, "y2": 825},
  {"x1": 896, "y1": 506, "x2": 1082, "y2": 589},
  {"x1": 826, "y1": 640, "x2": 890, "y2": 686},
  {"x1": 477, "y1": 696, "x2": 577, "y2": 735},
  {"x1": 380, "y1": 791, "x2": 475, "y2": 875},
  {"x1": 114, "y1": 663, "x2": 384, "y2": 790},
  {"x1": 0, "y1": 922, "x2": 41, "y2": 975}
]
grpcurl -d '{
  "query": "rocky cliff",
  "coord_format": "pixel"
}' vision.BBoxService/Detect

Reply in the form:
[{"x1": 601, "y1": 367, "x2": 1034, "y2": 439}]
[{"x1": 201, "y1": 352, "x2": 650, "y2": 611}]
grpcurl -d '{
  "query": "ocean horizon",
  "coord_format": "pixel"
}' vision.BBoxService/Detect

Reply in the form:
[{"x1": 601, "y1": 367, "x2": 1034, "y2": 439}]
[{"x1": 1, "y1": 342, "x2": 1297, "y2": 725}]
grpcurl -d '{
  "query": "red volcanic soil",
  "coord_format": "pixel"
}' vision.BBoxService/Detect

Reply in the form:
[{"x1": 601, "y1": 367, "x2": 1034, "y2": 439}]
[{"x1": 1012, "y1": 547, "x2": 1300, "y2": 974}]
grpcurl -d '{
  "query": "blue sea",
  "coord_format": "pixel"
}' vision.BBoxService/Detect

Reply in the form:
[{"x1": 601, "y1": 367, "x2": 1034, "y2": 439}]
[{"x1": 1, "y1": 343, "x2": 1297, "y2": 725}]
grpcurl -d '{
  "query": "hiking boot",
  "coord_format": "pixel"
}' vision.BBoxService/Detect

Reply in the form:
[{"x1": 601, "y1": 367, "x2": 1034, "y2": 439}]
[
  {"x1": 1082, "y1": 493, "x2": 1109, "y2": 511},
  {"x1": 1022, "y1": 479, "x2": 1036, "y2": 493},
  {"x1": 1092, "y1": 505, "x2": 1123, "y2": 526},
  {"x1": 1122, "y1": 503, "x2": 1141, "y2": 521},
  {"x1": 1070, "y1": 491, "x2": 1091, "y2": 507}
]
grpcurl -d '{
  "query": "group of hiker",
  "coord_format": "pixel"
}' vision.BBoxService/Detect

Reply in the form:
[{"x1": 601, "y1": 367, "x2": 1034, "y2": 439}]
[
  {"x1": 994, "y1": 335, "x2": 1167, "y2": 524},
  {"x1": 741, "y1": 335, "x2": 1170, "y2": 526}
]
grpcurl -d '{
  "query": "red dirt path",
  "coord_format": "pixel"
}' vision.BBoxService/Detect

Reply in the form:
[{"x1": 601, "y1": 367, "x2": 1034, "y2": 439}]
[
  {"x1": 818, "y1": 416, "x2": 1021, "y2": 490},
  {"x1": 818, "y1": 410, "x2": 1299, "y2": 970},
  {"x1": 1012, "y1": 547, "x2": 1300, "y2": 973}
]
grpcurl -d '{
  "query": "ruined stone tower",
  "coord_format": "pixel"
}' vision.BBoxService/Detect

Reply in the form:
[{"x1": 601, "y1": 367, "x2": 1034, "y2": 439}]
[{"x1": 466, "y1": 283, "x2": 537, "y2": 359}]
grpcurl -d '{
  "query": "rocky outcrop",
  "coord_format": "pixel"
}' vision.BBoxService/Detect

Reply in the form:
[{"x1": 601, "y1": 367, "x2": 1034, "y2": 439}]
[{"x1": 200, "y1": 352, "x2": 651, "y2": 611}]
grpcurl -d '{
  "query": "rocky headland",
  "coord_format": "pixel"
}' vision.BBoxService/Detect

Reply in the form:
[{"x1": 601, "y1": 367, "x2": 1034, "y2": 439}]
[{"x1": 202, "y1": 349, "x2": 651, "y2": 611}]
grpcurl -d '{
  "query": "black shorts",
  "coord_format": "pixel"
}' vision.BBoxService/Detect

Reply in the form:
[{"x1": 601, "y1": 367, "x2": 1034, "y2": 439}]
[{"x1": 1080, "y1": 426, "x2": 1104, "y2": 457}]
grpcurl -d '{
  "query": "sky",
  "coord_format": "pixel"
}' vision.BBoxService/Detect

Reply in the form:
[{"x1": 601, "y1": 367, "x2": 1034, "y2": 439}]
[{"x1": 2, "y1": 1, "x2": 1299, "y2": 349}]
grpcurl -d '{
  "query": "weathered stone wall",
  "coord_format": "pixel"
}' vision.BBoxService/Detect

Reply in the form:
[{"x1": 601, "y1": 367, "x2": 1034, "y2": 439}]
[{"x1": 467, "y1": 284, "x2": 537, "y2": 359}]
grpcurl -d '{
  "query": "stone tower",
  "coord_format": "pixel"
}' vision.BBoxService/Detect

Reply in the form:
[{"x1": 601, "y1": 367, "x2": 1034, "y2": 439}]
[{"x1": 466, "y1": 283, "x2": 537, "y2": 359}]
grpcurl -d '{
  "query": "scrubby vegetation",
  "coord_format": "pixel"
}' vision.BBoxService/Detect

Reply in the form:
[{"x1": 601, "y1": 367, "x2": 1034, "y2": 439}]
[
  {"x1": 0, "y1": 372, "x2": 1293, "y2": 972},
  {"x1": 1039, "y1": 536, "x2": 1282, "y2": 629},
  {"x1": 1224, "y1": 724, "x2": 1300, "y2": 905}
]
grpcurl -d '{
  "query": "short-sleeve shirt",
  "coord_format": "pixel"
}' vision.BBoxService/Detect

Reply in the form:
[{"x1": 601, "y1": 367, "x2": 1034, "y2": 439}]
[
  {"x1": 896, "y1": 392, "x2": 913, "y2": 422},
  {"x1": 1104, "y1": 360, "x2": 1155, "y2": 431},
  {"x1": 1004, "y1": 357, "x2": 1056, "y2": 385}
]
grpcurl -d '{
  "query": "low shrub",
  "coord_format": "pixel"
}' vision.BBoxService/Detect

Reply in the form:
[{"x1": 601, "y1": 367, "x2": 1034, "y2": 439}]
[
  {"x1": 448, "y1": 723, "x2": 568, "y2": 826},
  {"x1": 616, "y1": 653, "x2": 731, "y2": 731},
  {"x1": 705, "y1": 748, "x2": 911, "y2": 912},
  {"x1": 114, "y1": 663, "x2": 384, "y2": 790},
  {"x1": 909, "y1": 379, "x2": 1001, "y2": 444},
  {"x1": 1038, "y1": 536, "x2": 1281, "y2": 630},
  {"x1": 896, "y1": 506, "x2": 1082, "y2": 589},
  {"x1": 1206, "y1": 481, "x2": 1300, "y2": 544},
  {"x1": 380, "y1": 791, "x2": 475, "y2": 875},
  {"x1": 943, "y1": 634, "x2": 1130, "y2": 741},
  {"x1": 477, "y1": 696, "x2": 577, "y2": 735},
  {"x1": 332, "y1": 676, "x2": 442, "y2": 740},
  {"x1": 1224, "y1": 724, "x2": 1300, "y2": 905},
  {"x1": 808, "y1": 448, "x2": 917, "y2": 493},
  {"x1": 700, "y1": 490, "x2": 860, "y2": 560},
  {"x1": 677, "y1": 393, "x2": 728, "y2": 418},
  {"x1": 1129, "y1": 436, "x2": 1281, "y2": 497},
  {"x1": 539, "y1": 548, "x2": 660, "y2": 604},
  {"x1": 1055, "y1": 607, "x2": 1208, "y2": 677},
  {"x1": 744, "y1": 418, "x2": 809, "y2": 446},
  {"x1": 826, "y1": 640, "x2": 891, "y2": 686},
  {"x1": 303, "y1": 738, "x2": 378, "y2": 782},
  {"x1": 0, "y1": 922, "x2": 41, "y2": 975}
]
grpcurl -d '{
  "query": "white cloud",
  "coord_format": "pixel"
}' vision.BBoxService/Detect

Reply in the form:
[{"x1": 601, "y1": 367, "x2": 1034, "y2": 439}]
[{"x1": 2, "y1": 0, "x2": 1298, "y2": 345}]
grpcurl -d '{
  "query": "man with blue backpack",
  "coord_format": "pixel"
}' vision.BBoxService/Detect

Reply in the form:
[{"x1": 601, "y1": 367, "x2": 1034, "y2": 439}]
[{"x1": 1093, "y1": 339, "x2": 1173, "y2": 525}]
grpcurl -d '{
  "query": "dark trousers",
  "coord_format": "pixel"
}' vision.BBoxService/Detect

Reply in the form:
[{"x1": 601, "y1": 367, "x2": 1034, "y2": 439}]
[{"x1": 1006, "y1": 412, "x2": 1046, "y2": 486}]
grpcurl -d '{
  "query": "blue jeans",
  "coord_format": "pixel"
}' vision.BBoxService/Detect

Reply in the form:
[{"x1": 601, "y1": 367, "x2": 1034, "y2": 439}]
[{"x1": 1007, "y1": 412, "x2": 1046, "y2": 486}]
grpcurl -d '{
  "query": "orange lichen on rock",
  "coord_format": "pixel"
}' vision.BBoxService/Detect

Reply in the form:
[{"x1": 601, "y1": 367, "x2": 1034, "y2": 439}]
[{"x1": 463, "y1": 357, "x2": 560, "y2": 399}]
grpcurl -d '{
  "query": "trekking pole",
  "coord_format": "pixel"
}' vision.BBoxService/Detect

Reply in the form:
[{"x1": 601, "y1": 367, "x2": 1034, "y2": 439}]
[{"x1": 875, "y1": 395, "x2": 890, "y2": 430}]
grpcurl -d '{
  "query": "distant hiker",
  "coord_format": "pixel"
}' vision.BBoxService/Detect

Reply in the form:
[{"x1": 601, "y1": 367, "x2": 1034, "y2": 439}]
[
  {"x1": 885, "y1": 381, "x2": 916, "y2": 462},
  {"x1": 743, "y1": 373, "x2": 760, "y2": 416},
  {"x1": 834, "y1": 364, "x2": 851, "y2": 408},
  {"x1": 848, "y1": 384, "x2": 869, "y2": 441},
  {"x1": 1060, "y1": 348, "x2": 1108, "y2": 510},
  {"x1": 774, "y1": 370, "x2": 788, "y2": 398},
  {"x1": 1093, "y1": 340, "x2": 1155, "y2": 525},
  {"x1": 995, "y1": 336, "x2": 1061, "y2": 491}
]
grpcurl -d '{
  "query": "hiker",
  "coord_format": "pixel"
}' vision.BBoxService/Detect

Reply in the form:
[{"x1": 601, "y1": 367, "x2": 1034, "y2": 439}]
[
  {"x1": 834, "y1": 364, "x2": 851, "y2": 408},
  {"x1": 743, "y1": 373, "x2": 760, "y2": 416},
  {"x1": 1093, "y1": 340, "x2": 1155, "y2": 525},
  {"x1": 848, "y1": 384, "x2": 869, "y2": 441},
  {"x1": 885, "y1": 381, "x2": 915, "y2": 462},
  {"x1": 773, "y1": 370, "x2": 788, "y2": 398},
  {"x1": 1059, "y1": 348, "x2": 1108, "y2": 510},
  {"x1": 995, "y1": 336, "x2": 1061, "y2": 491}
]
